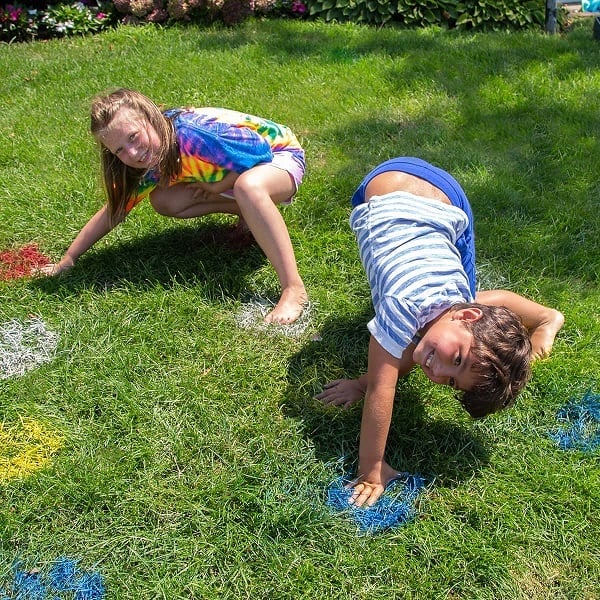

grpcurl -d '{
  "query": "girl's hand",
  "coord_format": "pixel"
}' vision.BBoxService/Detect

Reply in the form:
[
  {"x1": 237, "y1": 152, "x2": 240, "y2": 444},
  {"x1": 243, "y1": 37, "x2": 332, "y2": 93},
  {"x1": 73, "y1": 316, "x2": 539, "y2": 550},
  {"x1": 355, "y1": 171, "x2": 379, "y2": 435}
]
[
  {"x1": 186, "y1": 183, "x2": 228, "y2": 203},
  {"x1": 346, "y1": 461, "x2": 400, "y2": 507},
  {"x1": 187, "y1": 171, "x2": 239, "y2": 200},
  {"x1": 187, "y1": 182, "x2": 211, "y2": 202},
  {"x1": 35, "y1": 257, "x2": 74, "y2": 276}
]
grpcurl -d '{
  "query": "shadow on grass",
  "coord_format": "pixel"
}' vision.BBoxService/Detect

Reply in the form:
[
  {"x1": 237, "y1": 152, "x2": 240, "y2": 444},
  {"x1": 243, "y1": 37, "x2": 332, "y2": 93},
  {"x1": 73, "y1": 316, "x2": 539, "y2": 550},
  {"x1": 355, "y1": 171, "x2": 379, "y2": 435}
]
[
  {"x1": 281, "y1": 308, "x2": 490, "y2": 488},
  {"x1": 326, "y1": 110, "x2": 600, "y2": 287},
  {"x1": 31, "y1": 220, "x2": 267, "y2": 301},
  {"x1": 209, "y1": 19, "x2": 600, "y2": 70}
]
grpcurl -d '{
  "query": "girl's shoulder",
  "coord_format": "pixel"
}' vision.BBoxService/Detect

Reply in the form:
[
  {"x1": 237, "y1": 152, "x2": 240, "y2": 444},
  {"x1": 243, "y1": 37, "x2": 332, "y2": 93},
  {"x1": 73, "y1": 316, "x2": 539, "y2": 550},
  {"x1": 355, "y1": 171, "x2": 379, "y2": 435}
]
[{"x1": 170, "y1": 107, "x2": 278, "y2": 128}]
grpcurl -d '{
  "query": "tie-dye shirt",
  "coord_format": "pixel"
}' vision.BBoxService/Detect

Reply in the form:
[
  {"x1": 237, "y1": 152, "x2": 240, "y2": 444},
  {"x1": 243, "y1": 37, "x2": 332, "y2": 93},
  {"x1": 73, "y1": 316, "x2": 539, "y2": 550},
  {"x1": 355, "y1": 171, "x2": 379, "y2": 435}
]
[{"x1": 125, "y1": 107, "x2": 304, "y2": 213}]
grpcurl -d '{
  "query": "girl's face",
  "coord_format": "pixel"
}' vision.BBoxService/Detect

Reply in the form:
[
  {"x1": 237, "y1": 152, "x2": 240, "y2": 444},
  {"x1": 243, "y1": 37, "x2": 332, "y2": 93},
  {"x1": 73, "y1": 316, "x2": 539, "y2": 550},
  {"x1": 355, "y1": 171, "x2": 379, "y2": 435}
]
[{"x1": 98, "y1": 106, "x2": 162, "y2": 169}]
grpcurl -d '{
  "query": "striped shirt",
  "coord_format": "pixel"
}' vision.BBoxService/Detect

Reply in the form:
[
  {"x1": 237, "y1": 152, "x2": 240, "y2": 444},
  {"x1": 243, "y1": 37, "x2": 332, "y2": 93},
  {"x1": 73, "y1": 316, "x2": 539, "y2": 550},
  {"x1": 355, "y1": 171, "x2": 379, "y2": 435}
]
[
  {"x1": 350, "y1": 192, "x2": 474, "y2": 359},
  {"x1": 351, "y1": 157, "x2": 476, "y2": 297}
]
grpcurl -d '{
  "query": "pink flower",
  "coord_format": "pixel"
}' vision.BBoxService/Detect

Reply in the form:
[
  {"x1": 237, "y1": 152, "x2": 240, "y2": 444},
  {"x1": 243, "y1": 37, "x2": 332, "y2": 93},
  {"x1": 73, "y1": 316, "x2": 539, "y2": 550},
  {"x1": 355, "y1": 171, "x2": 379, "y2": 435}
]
[
  {"x1": 9, "y1": 7, "x2": 23, "y2": 20},
  {"x1": 147, "y1": 7, "x2": 168, "y2": 21},
  {"x1": 291, "y1": 1, "x2": 306, "y2": 14}
]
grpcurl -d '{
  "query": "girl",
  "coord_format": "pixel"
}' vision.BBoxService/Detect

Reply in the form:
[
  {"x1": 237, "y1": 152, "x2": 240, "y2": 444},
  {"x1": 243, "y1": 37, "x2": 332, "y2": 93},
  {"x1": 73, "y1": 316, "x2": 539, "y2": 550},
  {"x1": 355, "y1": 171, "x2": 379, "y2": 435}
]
[{"x1": 40, "y1": 88, "x2": 307, "y2": 324}]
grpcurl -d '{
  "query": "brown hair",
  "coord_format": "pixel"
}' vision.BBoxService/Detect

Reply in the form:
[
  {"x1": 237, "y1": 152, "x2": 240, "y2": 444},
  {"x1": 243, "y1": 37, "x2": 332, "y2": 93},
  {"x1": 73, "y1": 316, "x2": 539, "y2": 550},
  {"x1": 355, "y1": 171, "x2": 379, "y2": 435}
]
[
  {"x1": 90, "y1": 88, "x2": 181, "y2": 225},
  {"x1": 453, "y1": 302, "x2": 532, "y2": 419}
]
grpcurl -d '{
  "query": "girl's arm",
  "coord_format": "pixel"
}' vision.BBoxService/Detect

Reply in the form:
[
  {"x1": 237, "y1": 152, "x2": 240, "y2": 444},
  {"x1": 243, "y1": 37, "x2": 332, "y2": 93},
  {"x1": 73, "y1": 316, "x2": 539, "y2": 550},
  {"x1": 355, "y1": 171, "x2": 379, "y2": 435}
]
[
  {"x1": 475, "y1": 289, "x2": 564, "y2": 359},
  {"x1": 39, "y1": 204, "x2": 118, "y2": 275},
  {"x1": 188, "y1": 171, "x2": 240, "y2": 200}
]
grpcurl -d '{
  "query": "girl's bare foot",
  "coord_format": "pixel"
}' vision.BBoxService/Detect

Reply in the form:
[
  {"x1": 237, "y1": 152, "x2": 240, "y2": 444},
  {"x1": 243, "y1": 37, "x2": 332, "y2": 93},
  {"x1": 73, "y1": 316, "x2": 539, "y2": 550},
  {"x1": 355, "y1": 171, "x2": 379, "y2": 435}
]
[
  {"x1": 530, "y1": 308, "x2": 565, "y2": 360},
  {"x1": 264, "y1": 285, "x2": 307, "y2": 325},
  {"x1": 226, "y1": 218, "x2": 256, "y2": 249}
]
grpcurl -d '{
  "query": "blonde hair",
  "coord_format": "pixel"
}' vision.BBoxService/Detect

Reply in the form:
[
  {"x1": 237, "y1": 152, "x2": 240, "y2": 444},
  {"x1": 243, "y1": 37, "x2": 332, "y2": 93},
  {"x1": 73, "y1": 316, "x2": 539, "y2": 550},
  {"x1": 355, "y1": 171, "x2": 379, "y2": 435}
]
[{"x1": 90, "y1": 88, "x2": 181, "y2": 224}]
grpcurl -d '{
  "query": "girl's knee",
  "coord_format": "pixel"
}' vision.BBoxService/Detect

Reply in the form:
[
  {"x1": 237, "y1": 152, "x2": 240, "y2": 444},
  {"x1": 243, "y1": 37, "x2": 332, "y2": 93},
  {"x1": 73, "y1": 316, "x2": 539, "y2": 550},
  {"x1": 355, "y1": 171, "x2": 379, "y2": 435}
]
[
  {"x1": 149, "y1": 190, "x2": 172, "y2": 216},
  {"x1": 234, "y1": 168, "x2": 293, "y2": 205},
  {"x1": 233, "y1": 172, "x2": 265, "y2": 198},
  {"x1": 151, "y1": 203, "x2": 172, "y2": 217}
]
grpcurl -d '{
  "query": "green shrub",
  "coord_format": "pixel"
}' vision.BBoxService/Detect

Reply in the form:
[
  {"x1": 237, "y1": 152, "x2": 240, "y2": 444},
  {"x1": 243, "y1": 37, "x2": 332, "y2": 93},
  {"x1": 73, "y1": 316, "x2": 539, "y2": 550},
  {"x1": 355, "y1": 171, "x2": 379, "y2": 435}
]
[
  {"x1": 42, "y1": 0, "x2": 112, "y2": 34},
  {"x1": 306, "y1": 0, "x2": 549, "y2": 31},
  {"x1": 0, "y1": 0, "x2": 564, "y2": 41},
  {"x1": 454, "y1": 0, "x2": 544, "y2": 31},
  {"x1": 0, "y1": 3, "x2": 40, "y2": 40}
]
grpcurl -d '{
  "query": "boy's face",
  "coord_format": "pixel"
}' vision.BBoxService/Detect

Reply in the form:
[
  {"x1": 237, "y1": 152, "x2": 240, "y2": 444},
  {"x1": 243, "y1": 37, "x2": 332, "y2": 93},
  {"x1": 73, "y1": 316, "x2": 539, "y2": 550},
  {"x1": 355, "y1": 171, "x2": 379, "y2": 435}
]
[
  {"x1": 98, "y1": 106, "x2": 161, "y2": 169},
  {"x1": 412, "y1": 308, "x2": 482, "y2": 392}
]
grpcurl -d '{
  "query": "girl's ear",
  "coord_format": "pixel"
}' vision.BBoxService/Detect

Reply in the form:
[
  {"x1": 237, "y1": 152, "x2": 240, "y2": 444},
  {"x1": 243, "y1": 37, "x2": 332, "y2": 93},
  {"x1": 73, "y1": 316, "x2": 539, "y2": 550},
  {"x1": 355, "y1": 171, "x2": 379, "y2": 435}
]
[{"x1": 451, "y1": 307, "x2": 483, "y2": 322}]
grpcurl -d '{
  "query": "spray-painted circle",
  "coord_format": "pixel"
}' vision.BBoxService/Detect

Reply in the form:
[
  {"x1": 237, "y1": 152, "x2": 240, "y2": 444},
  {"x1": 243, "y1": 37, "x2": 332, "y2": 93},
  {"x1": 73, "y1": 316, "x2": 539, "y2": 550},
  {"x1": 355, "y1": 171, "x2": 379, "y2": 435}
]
[
  {"x1": 0, "y1": 418, "x2": 63, "y2": 483},
  {"x1": 0, "y1": 317, "x2": 58, "y2": 380}
]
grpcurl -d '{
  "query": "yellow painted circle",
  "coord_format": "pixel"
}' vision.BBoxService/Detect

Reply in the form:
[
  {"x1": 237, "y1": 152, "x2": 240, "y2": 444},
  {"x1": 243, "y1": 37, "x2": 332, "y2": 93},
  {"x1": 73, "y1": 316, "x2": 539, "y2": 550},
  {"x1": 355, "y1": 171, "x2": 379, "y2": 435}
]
[{"x1": 0, "y1": 418, "x2": 62, "y2": 483}]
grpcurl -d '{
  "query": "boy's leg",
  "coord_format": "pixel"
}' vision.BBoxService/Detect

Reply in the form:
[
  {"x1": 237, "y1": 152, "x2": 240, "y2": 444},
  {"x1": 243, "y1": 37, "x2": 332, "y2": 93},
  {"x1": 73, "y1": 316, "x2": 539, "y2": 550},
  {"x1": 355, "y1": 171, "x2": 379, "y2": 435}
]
[{"x1": 233, "y1": 164, "x2": 307, "y2": 324}]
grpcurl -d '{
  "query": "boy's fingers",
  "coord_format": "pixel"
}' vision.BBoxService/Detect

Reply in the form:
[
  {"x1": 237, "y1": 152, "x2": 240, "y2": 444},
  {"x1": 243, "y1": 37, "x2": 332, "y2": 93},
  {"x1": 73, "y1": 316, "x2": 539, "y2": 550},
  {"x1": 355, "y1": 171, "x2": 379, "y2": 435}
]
[
  {"x1": 345, "y1": 481, "x2": 383, "y2": 507},
  {"x1": 346, "y1": 482, "x2": 365, "y2": 505},
  {"x1": 323, "y1": 379, "x2": 342, "y2": 389},
  {"x1": 315, "y1": 393, "x2": 343, "y2": 405},
  {"x1": 315, "y1": 380, "x2": 360, "y2": 408},
  {"x1": 365, "y1": 487, "x2": 384, "y2": 507}
]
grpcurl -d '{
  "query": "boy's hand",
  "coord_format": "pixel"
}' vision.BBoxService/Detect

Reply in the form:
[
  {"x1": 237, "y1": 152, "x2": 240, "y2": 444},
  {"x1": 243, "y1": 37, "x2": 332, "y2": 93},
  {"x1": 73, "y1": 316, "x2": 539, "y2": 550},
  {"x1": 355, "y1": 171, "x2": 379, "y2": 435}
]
[
  {"x1": 528, "y1": 308, "x2": 565, "y2": 360},
  {"x1": 475, "y1": 289, "x2": 564, "y2": 361},
  {"x1": 315, "y1": 378, "x2": 365, "y2": 408},
  {"x1": 346, "y1": 460, "x2": 400, "y2": 507}
]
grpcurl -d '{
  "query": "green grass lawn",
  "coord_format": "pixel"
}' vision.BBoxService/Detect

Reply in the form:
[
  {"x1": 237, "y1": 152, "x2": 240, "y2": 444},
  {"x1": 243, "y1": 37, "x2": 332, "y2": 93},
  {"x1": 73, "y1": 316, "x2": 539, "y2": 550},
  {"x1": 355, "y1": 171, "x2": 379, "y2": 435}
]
[{"x1": 1, "y1": 16, "x2": 599, "y2": 599}]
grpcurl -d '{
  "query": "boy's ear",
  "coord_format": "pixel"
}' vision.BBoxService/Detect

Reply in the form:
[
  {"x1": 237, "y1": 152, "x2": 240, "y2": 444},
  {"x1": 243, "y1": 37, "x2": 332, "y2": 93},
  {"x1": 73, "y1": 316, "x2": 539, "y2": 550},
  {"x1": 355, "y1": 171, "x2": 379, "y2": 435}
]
[{"x1": 451, "y1": 307, "x2": 483, "y2": 322}]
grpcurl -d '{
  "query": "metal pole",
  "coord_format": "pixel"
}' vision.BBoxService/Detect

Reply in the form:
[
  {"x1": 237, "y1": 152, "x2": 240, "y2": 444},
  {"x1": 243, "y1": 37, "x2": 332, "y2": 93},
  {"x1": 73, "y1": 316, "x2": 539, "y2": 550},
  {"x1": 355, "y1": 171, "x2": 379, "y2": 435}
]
[{"x1": 546, "y1": 0, "x2": 557, "y2": 33}]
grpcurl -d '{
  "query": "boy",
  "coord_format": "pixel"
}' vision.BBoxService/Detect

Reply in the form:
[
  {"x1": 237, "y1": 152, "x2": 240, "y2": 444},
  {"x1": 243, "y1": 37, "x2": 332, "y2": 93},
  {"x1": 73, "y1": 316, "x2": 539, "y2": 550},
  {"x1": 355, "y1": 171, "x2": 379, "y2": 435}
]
[{"x1": 316, "y1": 157, "x2": 564, "y2": 508}]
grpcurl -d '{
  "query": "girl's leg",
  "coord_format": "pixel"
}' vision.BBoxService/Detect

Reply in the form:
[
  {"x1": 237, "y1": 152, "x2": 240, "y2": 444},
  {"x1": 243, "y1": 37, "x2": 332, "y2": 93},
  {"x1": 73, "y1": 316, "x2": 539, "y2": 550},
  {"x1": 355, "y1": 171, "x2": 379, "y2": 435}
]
[
  {"x1": 233, "y1": 164, "x2": 307, "y2": 324},
  {"x1": 150, "y1": 177, "x2": 307, "y2": 324},
  {"x1": 150, "y1": 184, "x2": 241, "y2": 218}
]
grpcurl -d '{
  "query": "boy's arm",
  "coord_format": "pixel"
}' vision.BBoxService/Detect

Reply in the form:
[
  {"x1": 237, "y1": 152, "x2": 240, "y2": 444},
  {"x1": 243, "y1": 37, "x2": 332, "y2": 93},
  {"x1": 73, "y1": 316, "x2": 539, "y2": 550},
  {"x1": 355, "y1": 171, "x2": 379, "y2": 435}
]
[
  {"x1": 37, "y1": 204, "x2": 116, "y2": 275},
  {"x1": 475, "y1": 289, "x2": 564, "y2": 360},
  {"x1": 315, "y1": 375, "x2": 368, "y2": 408},
  {"x1": 347, "y1": 336, "x2": 415, "y2": 508}
]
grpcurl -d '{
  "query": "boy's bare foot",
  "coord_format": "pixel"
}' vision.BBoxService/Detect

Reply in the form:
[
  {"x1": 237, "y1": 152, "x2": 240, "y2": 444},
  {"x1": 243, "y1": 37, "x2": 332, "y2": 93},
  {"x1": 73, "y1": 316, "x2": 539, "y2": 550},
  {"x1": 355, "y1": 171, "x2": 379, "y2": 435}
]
[
  {"x1": 530, "y1": 308, "x2": 565, "y2": 360},
  {"x1": 264, "y1": 285, "x2": 307, "y2": 325}
]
